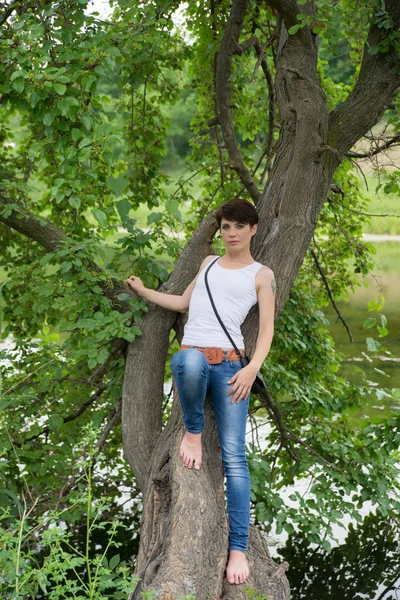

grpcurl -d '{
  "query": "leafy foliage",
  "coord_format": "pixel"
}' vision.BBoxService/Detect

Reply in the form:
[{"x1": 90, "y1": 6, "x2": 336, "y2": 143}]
[{"x1": 0, "y1": 0, "x2": 399, "y2": 597}]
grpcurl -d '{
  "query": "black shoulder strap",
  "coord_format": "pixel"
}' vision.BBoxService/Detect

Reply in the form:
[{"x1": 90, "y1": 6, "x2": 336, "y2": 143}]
[{"x1": 204, "y1": 257, "x2": 242, "y2": 359}]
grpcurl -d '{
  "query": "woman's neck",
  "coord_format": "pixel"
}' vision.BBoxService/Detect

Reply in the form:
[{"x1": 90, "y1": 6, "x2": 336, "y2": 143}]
[{"x1": 222, "y1": 251, "x2": 254, "y2": 263}]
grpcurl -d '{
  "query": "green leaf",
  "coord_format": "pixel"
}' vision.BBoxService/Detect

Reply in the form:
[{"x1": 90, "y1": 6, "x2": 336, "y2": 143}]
[
  {"x1": 116, "y1": 200, "x2": 132, "y2": 223},
  {"x1": 106, "y1": 174, "x2": 128, "y2": 197},
  {"x1": 43, "y1": 112, "x2": 54, "y2": 126},
  {"x1": 312, "y1": 25, "x2": 323, "y2": 34},
  {"x1": 117, "y1": 293, "x2": 132, "y2": 301},
  {"x1": 48, "y1": 415, "x2": 64, "y2": 430},
  {"x1": 71, "y1": 128, "x2": 82, "y2": 142},
  {"x1": 288, "y1": 24, "x2": 300, "y2": 35},
  {"x1": 147, "y1": 212, "x2": 163, "y2": 225},
  {"x1": 81, "y1": 115, "x2": 92, "y2": 130},
  {"x1": 91, "y1": 209, "x2": 107, "y2": 228},
  {"x1": 78, "y1": 137, "x2": 92, "y2": 149},
  {"x1": 59, "y1": 262, "x2": 72, "y2": 273},
  {"x1": 68, "y1": 196, "x2": 81, "y2": 209},
  {"x1": 363, "y1": 317, "x2": 376, "y2": 329},
  {"x1": 12, "y1": 78, "x2": 25, "y2": 93},
  {"x1": 30, "y1": 91, "x2": 40, "y2": 108},
  {"x1": 366, "y1": 337, "x2": 380, "y2": 352},
  {"x1": 368, "y1": 296, "x2": 385, "y2": 311},
  {"x1": 76, "y1": 318, "x2": 96, "y2": 330},
  {"x1": 53, "y1": 82, "x2": 67, "y2": 95},
  {"x1": 10, "y1": 69, "x2": 26, "y2": 81},
  {"x1": 109, "y1": 554, "x2": 120, "y2": 570}
]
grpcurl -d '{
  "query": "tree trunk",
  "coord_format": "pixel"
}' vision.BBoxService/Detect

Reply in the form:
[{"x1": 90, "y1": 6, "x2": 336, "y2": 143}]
[
  {"x1": 129, "y1": 390, "x2": 289, "y2": 600},
  {"x1": 121, "y1": 2, "x2": 400, "y2": 596}
]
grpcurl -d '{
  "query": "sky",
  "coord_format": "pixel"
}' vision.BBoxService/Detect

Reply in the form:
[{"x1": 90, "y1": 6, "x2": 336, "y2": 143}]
[
  {"x1": 86, "y1": 0, "x2": 113, "y2": 19},
  {"x1": 85, "y1": 0, "x2": 188, "y2": 31}
]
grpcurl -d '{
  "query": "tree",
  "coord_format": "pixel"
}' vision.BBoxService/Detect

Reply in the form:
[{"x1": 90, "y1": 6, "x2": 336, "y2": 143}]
[{"x1": 1, "y1": 1, "x2": 400, "y2": 598}]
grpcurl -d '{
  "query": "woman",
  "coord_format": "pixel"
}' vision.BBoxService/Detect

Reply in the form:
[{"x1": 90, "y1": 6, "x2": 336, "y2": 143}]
[{"x1": 125, "y1": 198, "x2": 275, "y2": 585}]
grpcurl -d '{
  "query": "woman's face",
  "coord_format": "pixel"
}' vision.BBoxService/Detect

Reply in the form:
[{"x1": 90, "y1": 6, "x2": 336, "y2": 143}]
[{"x1": 220, "y1": 218, "x2": 257, "y2": 251}]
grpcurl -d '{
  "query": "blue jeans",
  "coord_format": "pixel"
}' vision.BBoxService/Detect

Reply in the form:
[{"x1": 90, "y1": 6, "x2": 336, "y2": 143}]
[{"x1": 170, "y1": 347, "x2": 250, "y2": 552}]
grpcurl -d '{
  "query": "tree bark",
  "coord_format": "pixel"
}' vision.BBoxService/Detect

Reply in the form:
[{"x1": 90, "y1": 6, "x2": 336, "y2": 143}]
[
  {"x1": 123, "y1": 3, "x2": 400, "y2": 598},
  {"x1": 129, "y1": 392, "x2": 289, "y2": 600}
]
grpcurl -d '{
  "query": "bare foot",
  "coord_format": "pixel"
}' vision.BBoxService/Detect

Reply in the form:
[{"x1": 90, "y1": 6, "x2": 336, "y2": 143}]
[
  {"x1": 179, "y1": 432, "x2": 202, "y2": 470},
  {"x1": 226, "y1": 550, "x2": 249, "y2": 585}
]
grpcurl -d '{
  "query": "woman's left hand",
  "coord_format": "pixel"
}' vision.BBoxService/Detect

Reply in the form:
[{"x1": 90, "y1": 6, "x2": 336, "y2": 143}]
[{"x1": 227, "y1": 364, "x2": 258, "y2": 403}]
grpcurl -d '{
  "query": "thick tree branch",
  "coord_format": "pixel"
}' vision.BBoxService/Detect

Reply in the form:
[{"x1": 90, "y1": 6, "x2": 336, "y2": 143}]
[
  {"x1": 0, "y1": 195, "x2": 131, "y2": 307},
  {"x1": 211, "y1": 0, "x2": 226, "y2": 191},
  {"x1": 265, "y1": 0, "x2": 316, "y2": 50},
  {"x1": 328, "y1": 1, "x2": 400, "y2": 163},
  {"x1": 254, "y1": 38, "x2": 276, "y2": 183},
  {"x1": 265, "y1": 0, "x2": 298, "y2": 26},
  {"x1": 215, "y1": 0, "x2": 261, "y2": 202},
  {"x1": 0, "y1": 195, "x2": 67, "y2": 252}
]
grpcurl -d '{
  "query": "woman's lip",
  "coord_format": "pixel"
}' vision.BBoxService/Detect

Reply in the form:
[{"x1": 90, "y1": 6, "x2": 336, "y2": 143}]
[{"x1": 229, "y1": 241, "x2": 239, "y2": 244}]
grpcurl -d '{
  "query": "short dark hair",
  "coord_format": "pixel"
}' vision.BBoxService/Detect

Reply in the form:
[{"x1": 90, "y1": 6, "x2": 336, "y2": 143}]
[{"x1": 215, "y1": 198, "x2": 259, "y2": 228}]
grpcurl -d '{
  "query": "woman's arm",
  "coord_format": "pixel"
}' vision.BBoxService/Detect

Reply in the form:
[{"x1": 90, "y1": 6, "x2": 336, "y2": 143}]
[
  {"x1": 124, "y1": 256, "x2": 216, "y2": 313},
  {"x1": 227, "y1": 267, "x2": 276, "y2": 403},
  {"x1": 248, "y1": 267, "x2": 276, "y2": 371}
]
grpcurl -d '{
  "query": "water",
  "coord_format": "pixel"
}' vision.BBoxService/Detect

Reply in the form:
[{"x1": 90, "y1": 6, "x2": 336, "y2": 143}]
[{"x1": 265, "y1": 240, "x2": 400, "y2": 599}]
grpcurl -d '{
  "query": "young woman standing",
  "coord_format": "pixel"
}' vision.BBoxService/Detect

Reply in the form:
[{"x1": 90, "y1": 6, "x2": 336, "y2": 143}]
[{"x1": 125, "y1": 198, "x2": 276, "y2": 585}]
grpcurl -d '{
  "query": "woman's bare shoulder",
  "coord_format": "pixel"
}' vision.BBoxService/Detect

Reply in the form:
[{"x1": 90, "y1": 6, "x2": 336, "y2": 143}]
[
  {"x1": 199, "y1": 255, "x2": 219, "y2": 270},
  {"x1": 257, "y1": 264, "x2": 274, "y2": 278},
  {"x1": 255, "y1": 265, "x2": 275, "y2": 294}
]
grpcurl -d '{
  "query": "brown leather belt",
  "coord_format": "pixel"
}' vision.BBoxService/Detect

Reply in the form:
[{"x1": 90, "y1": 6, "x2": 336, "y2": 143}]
[{"x1": 180, "y1": 345, "x2": 245, "y2": 365}]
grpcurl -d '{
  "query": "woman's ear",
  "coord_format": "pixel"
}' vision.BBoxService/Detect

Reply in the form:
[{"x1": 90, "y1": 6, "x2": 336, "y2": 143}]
[{"x1": 251, "y1": 224, "x2": 258, "y2": 236}]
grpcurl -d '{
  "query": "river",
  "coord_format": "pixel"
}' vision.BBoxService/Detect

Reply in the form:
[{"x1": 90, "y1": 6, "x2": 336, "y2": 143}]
[{"x1": 264, "y1": 238, "x2": 400, "y2": 600}]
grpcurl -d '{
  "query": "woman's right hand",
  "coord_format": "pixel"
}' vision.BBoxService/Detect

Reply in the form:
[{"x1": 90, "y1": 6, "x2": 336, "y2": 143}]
[{"x1": 125, "y1": 275, "x2": 146, "y2": 297}]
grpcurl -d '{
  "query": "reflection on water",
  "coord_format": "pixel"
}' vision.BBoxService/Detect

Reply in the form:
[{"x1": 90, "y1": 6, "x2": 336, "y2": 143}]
[
  {"x1": 324, "y1": 244, "x2": 400, "y2": 413},
  {"x1": 277, "y1": 513, "x2": 400, "y2": 600}
]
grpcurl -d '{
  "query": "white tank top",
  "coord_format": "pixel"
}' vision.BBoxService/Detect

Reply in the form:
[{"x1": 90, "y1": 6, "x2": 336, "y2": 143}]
[{"x1": 181, "y1": 256, "x2": 263, "y2": 349}]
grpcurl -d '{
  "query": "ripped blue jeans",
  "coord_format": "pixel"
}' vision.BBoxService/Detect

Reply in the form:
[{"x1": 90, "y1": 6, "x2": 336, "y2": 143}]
[{"x1": 170, "y1": 347, "x2": 250, "y2": 552}]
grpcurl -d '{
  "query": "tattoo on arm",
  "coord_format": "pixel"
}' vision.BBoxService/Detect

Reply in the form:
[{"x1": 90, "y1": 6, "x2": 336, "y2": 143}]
[{"x1": 271, "y1": 279, "x2": 276, "y2": 294}]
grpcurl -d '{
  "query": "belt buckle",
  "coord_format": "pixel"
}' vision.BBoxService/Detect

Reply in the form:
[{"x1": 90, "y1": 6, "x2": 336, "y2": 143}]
[{"x1": 206, "y1": 347, "x2": 223, "y2": 364}]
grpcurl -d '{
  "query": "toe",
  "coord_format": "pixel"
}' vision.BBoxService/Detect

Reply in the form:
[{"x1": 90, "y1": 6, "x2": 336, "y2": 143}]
[{"x1": 227, "y1": 573, "x2": 234, "y2": 584}]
